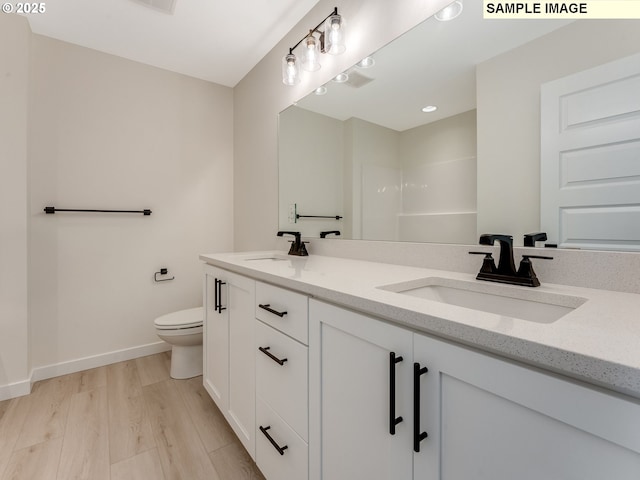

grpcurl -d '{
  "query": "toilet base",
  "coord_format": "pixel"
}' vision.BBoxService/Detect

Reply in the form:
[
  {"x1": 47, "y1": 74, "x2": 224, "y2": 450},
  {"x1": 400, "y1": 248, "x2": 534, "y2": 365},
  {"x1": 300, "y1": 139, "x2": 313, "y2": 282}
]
[{"x1": 170, "y1": 344, "x2": 203, "y2": 379}]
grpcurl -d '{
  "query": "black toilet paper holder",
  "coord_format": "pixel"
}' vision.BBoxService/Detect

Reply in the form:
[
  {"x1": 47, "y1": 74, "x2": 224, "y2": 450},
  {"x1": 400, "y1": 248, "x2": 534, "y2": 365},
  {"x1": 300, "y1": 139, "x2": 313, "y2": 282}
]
[{"x1": 154, "y1": 268, "x2": 175, "y2": 282}]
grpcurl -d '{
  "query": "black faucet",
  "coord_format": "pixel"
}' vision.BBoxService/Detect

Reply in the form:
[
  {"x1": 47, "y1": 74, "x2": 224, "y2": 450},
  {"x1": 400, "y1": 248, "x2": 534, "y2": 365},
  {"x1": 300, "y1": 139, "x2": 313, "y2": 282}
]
[
  {"x1": 320, "y1": 230, "x2": 341, "y2": 238},
  {"x1": 524, "y1": 232, "x2": 547, "y2": 247},
  {"x1": 277, "y1": 231, "x2": 308, "y2": 256},
  {"x1": 479, "y1": 234, "x2": 517, "y2": 275},
  {"x1": 470, "y1": 234, "x2": 553, "y2": 287}
]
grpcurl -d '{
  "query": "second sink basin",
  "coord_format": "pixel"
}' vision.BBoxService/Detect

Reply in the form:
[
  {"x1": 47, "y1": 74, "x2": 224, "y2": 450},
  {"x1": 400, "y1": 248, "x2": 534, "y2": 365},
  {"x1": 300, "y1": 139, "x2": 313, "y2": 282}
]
[{"x1": 377, "y1": 277, "x2": 586, "y2": 323}]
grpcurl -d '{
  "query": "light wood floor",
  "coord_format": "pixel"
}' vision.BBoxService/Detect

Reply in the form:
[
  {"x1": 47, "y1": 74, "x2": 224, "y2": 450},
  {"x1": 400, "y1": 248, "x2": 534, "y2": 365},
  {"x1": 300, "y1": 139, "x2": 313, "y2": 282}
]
[{"x1": 0, "y1": 352, "x2": 266, "y2": 480}]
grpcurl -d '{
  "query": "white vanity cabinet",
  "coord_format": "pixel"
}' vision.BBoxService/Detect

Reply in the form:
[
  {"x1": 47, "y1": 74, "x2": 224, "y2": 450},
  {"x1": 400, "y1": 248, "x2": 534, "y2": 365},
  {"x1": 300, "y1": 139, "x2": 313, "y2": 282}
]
[
  {"x1": 255, "y1": 281, "x2": 309, "y2": 480},
  {"x1": 310, "y1": 299, "x2": 640, "y2": 480},
  {"x1": 203, "y1": 264, "x2": 256, "y2": 458}
]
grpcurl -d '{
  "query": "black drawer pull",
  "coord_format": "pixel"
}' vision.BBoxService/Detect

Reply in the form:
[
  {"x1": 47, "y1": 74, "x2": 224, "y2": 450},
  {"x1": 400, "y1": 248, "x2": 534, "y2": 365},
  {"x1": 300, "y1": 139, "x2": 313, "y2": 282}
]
[
  {"x1": 259, "y1": 303, "x2": 288, "y2": 317},
  {"x1": 389, "y1": 351, "x2": 404, "y2": 435},
  {"x1": 413, "y1": 362, "x2": 429, "y2": 452},
  {"x1": 258, "y1": 346, "x2": 288, "y2": 366},
  {"x1": 259, "y1": 425, "x2": 288, "y2": 455}
]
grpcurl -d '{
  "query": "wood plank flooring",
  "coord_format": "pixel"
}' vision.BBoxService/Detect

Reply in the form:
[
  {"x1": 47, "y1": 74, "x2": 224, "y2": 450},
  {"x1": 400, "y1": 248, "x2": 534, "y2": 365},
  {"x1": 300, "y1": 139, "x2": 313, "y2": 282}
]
[{"x1": 0, "y1": 353, "x2": 265, "y2": 480}]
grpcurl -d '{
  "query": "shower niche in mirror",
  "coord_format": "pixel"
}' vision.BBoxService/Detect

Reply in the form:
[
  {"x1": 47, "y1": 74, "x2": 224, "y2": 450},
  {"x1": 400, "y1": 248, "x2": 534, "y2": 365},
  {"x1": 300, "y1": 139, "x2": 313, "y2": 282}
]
[{"x1": 278, "y1": 1, "x2": 640, "y2": 249}]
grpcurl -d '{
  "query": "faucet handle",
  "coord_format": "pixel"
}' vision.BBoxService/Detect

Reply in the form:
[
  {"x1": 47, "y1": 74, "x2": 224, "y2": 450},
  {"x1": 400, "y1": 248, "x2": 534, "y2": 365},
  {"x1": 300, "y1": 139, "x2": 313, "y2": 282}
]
[
  {"x1": 469, "y1": 251, "x2": 496, "y2": 274},
  {"x1": 522, "y1": 255, "x2": 553, "y2": 261},
  {"x1": 517, "y1": 255, "x2": 553, "y2": 287}
]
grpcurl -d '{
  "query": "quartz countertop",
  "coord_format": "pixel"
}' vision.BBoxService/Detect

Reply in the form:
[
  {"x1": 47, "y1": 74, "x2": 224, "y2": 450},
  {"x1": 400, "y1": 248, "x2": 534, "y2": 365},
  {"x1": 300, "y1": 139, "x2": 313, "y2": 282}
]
[{"x1": 200, "y1": 251, "x2": 640, "y2": 400}]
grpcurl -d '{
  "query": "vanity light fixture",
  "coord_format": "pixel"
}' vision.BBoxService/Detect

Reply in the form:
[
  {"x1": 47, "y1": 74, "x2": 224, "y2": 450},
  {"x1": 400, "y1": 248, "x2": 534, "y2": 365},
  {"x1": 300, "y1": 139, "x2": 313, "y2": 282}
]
[
  {"x1": 282, "y1": 7, "x2": 347, "y2": 85},
  {"x1": 434, "y1": 0, "x2": 463, "y2": 21},
  {"x1": 422, "y1": 105, "x2": 438, "y2": 113}
]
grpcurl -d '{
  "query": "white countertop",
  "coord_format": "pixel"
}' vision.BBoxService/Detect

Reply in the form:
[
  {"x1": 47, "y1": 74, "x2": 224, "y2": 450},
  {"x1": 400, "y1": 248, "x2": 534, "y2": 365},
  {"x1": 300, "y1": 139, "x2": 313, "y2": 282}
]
[{"x1": 200, "y1": 250, "x2": 640, "y2": 400}]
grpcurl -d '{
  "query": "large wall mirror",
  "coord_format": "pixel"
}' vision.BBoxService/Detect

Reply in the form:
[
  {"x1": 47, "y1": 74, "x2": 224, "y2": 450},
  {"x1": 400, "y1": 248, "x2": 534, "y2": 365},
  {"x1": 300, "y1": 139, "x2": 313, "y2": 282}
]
[{"x1": 278, "y1": 1, "x2": 640, "y2": 249}]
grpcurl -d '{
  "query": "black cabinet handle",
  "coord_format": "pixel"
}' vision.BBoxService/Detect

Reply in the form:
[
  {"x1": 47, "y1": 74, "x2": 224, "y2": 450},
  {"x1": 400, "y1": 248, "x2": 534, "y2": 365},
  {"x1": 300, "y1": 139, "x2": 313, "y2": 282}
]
[
  {"x1": 413, "y1": 362, "x2": 429, "y2": 452},
  {"x1": 258, "y1": 303, "x2": 288, "y2": 317},
  {"x1": 214, "y1": 279, "x2": 220, "y2": 313},
  {"x1": 258, "y1": 346, "x2": 288, "y2": 366},
  {"x1": 389, "y1": 351, "x2": 404, "y2": 435},
  {"x1": 215, "y1": 279, "x2": 226, "y2": 313},
  {"x1": 259, "y1": 425, "x2": 288, "y2": 455}
]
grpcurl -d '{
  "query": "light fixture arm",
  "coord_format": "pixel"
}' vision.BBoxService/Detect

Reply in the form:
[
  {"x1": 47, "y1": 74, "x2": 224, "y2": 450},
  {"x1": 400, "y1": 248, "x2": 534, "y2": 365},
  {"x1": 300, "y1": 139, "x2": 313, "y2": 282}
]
[{"x1": 287, "y1": 7, "x2": 339, "y2": 54}]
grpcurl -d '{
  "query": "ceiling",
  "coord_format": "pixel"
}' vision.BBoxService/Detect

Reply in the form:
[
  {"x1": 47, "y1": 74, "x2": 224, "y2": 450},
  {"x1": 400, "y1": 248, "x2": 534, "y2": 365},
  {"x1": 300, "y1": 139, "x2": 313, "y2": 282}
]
[{"x1": 22, "y1": 0, "x2": 320, "y2": 87}]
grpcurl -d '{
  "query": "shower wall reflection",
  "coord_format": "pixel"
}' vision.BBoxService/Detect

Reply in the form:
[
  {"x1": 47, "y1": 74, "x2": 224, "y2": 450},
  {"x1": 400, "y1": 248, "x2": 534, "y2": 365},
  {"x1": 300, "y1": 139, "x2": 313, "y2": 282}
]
[{"x1": 279, "y1": 107, "x2": 476, "y2": 242}]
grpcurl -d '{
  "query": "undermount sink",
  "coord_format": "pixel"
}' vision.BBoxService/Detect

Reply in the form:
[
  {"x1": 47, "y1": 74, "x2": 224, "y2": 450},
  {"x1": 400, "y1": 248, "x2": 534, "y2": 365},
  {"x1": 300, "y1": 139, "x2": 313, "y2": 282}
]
[
  {"x1": 377, "y1": 277, "x2": 586, "y2": 323},
  {"x1": 243, "y1": 253, "x2": 289, "y2": 262}
]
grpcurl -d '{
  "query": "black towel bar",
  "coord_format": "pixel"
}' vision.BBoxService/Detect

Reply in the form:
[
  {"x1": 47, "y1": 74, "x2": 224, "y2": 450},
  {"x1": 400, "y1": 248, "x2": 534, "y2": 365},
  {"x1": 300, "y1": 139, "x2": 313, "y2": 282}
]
[
  {"x1": 296, "y1": 214, "x2": 342, "y2": 220},
  {"x1": 44, "y1": 206, "x2": 151, "y2": 215}
]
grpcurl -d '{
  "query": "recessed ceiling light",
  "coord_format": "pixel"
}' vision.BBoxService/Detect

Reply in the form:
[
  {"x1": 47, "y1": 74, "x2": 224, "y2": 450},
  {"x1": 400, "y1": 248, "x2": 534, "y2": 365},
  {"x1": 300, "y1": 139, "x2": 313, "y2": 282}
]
[
  {"x1": 333, "y1": 72, "x2": 349, "y2": 83},
  {"x1": 356, "y1": 57, "x2": 376, "y2": 68},
  {"x1": 314, "y1": 86, "x2": 328, "y2": 95},
  {"x1": 434, "y1": 1, "x2": 463, "y2": 21},
  {"x1": 422, "y1": 105, "x2": 438, "y2": 113}
]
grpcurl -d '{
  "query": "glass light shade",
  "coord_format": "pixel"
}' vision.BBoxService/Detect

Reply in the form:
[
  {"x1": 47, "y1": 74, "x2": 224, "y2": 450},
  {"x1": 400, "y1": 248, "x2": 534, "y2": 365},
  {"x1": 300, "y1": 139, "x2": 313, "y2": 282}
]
[
  {"x1": 301, "y1": 34, "x2": 321, "y2": 72},
  {"x1": 434, "y1": 1, "x2": 463, "y2": 21},
  {"x1": 324, "y1": 13, "x2": 346, "y2": 55},
  {"x1": 314, "y1": 86, "x2": 328, "y2": 95},
  {"x1": 282, "y1": 53, "x2": 300, "y2": 86}
]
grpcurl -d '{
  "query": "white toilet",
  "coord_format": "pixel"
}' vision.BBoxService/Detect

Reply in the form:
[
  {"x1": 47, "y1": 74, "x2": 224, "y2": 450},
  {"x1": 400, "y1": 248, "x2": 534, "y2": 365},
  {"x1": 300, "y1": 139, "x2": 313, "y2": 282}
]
[{"x1": 154, "y1": 306, "x2": 203, "y2": 379}]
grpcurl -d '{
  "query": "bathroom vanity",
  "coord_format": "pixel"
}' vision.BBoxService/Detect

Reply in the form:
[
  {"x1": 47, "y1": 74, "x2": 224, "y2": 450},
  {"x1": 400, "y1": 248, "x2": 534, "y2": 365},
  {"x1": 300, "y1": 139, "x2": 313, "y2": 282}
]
[{"x1": 200, "y1": 251, "x2": 640, "y2": 480}]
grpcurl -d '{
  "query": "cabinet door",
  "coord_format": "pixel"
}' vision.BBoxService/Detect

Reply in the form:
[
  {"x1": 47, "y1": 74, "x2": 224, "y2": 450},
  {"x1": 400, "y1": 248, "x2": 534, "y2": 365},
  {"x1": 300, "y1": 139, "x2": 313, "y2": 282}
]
[
  {"x1": 309, "y1": 300, "x2": 413, "y2": 480},
  {"x1": 203, "y1": 265, "x2": 228, "y2": 410},
  {"x1": 227, "y1": 271, "x2": 256, "y2": 458},
  {"x1": 203, "y1": 265, "x2": 256, "y2": 459},
  {"x1": 414, "y1": 333, "x2": 640, "y2": 480}
]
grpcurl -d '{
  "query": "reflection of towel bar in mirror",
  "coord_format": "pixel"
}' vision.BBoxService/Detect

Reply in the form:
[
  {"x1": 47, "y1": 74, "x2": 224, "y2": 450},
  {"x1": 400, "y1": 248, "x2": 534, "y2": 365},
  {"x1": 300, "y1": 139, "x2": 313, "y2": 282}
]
[
  {"x1": 296, "y1": 214, "x2": 342, "y2": 220},
  {"x1": 44, "y1": 206, "x2": 152, "y2": 215}
]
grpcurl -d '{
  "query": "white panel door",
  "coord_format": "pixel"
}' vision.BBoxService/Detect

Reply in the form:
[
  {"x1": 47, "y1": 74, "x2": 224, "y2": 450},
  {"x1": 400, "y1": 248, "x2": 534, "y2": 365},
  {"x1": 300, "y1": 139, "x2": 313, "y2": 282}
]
[{"x1": 541, "y1": 52, "x2": 640, "y2": 250}]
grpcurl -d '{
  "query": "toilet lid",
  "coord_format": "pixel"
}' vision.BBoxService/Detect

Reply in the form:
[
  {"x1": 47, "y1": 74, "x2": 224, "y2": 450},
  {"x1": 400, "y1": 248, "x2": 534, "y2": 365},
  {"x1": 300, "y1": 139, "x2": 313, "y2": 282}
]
[{"x1": 154, "y1": 306, "x2": 203, "y2": 330}]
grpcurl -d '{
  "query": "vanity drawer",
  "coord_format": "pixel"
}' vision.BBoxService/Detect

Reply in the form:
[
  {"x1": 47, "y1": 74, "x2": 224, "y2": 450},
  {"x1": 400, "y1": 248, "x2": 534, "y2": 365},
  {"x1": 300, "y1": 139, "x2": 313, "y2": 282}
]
[
  {"x1": 255, "y1": 281, "x2": 308, "y2": 345},
  {"x1": 256, "y1": 396, "x2": 308, "y2": 480},
  {"x1": 256, "y1": 319, "x2": 308, "y2": 441}
]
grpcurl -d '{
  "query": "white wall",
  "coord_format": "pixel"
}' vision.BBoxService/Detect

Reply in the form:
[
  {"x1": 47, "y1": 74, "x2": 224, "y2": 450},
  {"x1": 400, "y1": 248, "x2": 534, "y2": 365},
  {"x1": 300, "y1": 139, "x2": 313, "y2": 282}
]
[
  {"x1": 0, "y1": 14, "x2": 30, "y2": 399},
  {"x1": 233, "y1": 0, "x2": 453, "y2": 251},
  {"x1": 477, "y1": 20, "x2": 640, "y2": 245},
  {"x1": 24, "y1": 35, "x2": 234, "y2": 380}
]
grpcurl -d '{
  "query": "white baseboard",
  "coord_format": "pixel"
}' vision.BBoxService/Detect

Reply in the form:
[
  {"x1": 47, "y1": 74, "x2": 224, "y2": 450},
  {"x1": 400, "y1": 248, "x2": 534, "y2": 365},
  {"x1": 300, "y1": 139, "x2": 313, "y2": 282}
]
[
  {"x1": 1, "y1": 341, "x2": 171, "y2": 401},
  {"x1": 0, "y1": 379, "x2": 31, "y2": 402},
  {"x1": 30, "y1": 341, "x2": 172, "y2": 384}
]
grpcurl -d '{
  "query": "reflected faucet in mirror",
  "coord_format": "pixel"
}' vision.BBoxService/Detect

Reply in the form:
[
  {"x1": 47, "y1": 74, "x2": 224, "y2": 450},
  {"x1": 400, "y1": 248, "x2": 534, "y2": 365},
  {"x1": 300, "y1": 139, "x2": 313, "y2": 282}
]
[
  {"x1": 320, "y1": 230, "x2": 341, "y2": 238},
  {"x1": 470, "y1": 234, "x2": 553, "y2": 287}
]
